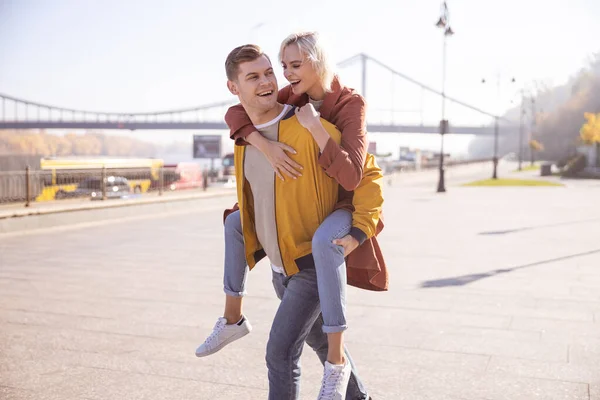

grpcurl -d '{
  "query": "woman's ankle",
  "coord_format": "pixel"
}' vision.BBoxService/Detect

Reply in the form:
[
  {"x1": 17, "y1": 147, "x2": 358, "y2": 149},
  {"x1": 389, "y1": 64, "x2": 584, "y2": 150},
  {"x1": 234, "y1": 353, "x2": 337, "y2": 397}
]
[
  {"x1": 223, "y1": 313, "x2": 243, "y2": 325},
  {"x1": 224, "y1": 295, "x2": 243, "y2": 324}
]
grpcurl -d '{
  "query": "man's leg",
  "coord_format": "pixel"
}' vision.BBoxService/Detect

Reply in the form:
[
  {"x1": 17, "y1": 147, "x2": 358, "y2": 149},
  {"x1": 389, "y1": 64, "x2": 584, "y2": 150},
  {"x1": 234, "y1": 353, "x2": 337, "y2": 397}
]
[
  {"x1": 306, "y1": 315, "x2": 370, "y2": 400},
  {"x1": 266, "y1": 269, "x2": 322, "y2": 400},
  {"x1": 195, "y1": 210, "x2": 251, "y2": 357},
  {"x1": 222, "y1": 210, "x2": 248, "y2": 308}
]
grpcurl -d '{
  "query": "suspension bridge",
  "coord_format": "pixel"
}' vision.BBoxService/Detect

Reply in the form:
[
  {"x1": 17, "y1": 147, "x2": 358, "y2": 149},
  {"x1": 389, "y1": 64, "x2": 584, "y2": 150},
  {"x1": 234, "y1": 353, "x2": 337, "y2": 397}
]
[{"x1": 0, "y1": 54, "x2": 515, "y2": 136}]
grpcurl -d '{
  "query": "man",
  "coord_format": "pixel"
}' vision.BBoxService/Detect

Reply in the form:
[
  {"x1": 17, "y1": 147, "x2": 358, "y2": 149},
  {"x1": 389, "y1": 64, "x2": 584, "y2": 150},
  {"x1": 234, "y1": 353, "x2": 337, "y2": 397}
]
[{"x1": 195, "y1": 44, "x2": 371, "y2": 400}]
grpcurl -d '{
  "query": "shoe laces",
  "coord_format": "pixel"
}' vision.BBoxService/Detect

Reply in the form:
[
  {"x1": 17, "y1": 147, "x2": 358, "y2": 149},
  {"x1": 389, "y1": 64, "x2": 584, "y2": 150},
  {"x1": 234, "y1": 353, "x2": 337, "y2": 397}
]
[
  {"x1": 318, "y1": 366, "x2": 343, "y2": 399},
  {"x1": 205, "y1": 318, "x2": 227, "y2": 347}
]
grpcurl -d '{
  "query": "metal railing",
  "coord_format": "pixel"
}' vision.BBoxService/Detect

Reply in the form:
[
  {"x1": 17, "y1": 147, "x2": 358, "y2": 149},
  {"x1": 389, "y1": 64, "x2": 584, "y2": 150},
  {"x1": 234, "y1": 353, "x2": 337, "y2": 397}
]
[
  {"x1": 1, "y1": 159, "x2": 494, "y2": 206},
  {"x1": 0, "y1": 166, "x2": 215, "y2": 206}
]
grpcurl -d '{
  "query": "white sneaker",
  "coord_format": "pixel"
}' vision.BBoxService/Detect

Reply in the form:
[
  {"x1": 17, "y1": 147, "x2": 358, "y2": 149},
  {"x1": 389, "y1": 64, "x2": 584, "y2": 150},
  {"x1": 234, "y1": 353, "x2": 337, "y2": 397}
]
[
  {"x1": 195, "y1": 316, "x2": 252, "y2": 357},
  {"x1": 317, "y1": 359, "x2": 352, "y2": 400}
]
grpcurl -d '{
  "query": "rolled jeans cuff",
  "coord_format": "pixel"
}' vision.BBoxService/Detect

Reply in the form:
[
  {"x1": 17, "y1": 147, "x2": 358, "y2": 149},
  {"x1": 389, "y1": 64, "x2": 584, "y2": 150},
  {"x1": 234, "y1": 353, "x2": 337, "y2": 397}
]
[
  {"x1": 224, "y1": 287, "x2": 246, "y2": 297},
  {"x1": 322, "y1": 324, "x2": 348, "y2": 334}
]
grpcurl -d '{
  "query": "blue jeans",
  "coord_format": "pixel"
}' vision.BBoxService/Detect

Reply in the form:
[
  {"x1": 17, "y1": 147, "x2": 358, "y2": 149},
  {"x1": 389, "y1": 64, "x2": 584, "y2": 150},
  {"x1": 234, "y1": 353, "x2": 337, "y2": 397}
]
[
  {"x1": 312, "y1": 209, "x2": 351, "y2": 333},
  {"x1": 224, "y1": 209, "x2": 351, "y2": 332},
  {"x1": 222, "y1": 211, "x2": 368, "y2": 400}
]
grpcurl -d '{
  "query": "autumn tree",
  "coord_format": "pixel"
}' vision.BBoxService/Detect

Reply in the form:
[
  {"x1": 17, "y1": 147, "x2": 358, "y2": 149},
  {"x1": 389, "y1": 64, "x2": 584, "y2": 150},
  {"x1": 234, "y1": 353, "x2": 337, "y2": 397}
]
[
  {"x1": 468, "y1": 52, "x2": 600, "y2": 161},
  {"x1": 0, "y1": 130, "x2": 157, "y2": 157},
  {"x1": 580, "y1": 112, "x2": 600, "y2": 166},
  {"x1": 529, "y1": 139, "x2": 544, "y2": 165}
]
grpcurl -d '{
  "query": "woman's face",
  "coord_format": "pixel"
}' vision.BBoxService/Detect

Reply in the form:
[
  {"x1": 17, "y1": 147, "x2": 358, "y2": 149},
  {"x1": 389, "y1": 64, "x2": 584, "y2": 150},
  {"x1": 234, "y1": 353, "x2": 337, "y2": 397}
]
[{"x1": 281, "y1": 44, "x2": 321, "y2": 97}]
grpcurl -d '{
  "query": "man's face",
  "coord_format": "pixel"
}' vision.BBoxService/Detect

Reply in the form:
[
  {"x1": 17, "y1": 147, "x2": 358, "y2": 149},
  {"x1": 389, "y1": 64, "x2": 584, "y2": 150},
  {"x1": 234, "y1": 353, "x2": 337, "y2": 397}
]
[{"x1": 228, "y1": 55, "x2": 278, "y2": 112}]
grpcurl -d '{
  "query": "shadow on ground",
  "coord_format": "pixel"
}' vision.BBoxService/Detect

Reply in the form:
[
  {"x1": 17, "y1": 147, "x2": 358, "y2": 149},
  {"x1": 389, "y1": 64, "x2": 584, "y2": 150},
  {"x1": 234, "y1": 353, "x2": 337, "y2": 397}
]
[
  {"x1": 479, "y1": 217, "x2": 600, "y2": 236},
  {"x1": 420, "y1": 248, "x2": 600, "y2": 288}
]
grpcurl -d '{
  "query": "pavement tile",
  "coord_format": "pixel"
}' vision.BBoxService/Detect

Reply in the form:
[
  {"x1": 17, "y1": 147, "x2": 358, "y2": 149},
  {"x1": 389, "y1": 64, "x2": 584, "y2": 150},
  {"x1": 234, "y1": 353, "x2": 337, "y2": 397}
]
[
  {"x1": 512, "y1": 316, "x2": 600, "y2": 338},
  {"x1": 418, "y1": 333, "x2": 568, "y2": 363},
  {"x1": 486, "y1": 356, "x2": 597, "y2": 384}
]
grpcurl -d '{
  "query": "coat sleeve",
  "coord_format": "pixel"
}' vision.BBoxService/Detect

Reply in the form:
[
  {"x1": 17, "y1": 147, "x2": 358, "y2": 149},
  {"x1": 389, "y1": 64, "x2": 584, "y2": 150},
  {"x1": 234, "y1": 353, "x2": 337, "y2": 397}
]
[
  {"x1": 318, "y1": 94, "x2": 368, "y2": 191},
  {"x1": 349, "y1": 154, "x2": 384, "y2": 244}
]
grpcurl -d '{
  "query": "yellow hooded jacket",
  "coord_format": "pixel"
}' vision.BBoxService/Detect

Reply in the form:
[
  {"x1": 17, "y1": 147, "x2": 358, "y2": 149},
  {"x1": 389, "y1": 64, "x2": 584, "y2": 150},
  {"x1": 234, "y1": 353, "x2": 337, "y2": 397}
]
[{"x1": 234, "y1": 107, "x2": 383, "y2": 276}]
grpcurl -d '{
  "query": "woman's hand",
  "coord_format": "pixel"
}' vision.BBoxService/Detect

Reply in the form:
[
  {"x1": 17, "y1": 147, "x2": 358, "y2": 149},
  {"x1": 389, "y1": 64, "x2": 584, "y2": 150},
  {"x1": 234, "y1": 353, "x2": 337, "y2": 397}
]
[
  {"x1": 295, "y1": 104, "x2": 321, "y2": 131},
  {"x1": 262, "y1": 140, "x2": 303, "y2": 181},
  {"x1": 333, "y1": 235, "x2": 359, "y2": 257},
  {"x1": 295, "y1": 104, "x2": 330, "y2": 151}
]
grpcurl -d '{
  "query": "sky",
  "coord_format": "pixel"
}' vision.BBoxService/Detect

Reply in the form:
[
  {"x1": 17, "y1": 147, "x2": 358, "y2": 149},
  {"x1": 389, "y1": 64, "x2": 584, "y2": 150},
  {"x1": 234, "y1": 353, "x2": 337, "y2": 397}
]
[{"x1": 1, "y1": 0, "x2": 599, "y2": 156}]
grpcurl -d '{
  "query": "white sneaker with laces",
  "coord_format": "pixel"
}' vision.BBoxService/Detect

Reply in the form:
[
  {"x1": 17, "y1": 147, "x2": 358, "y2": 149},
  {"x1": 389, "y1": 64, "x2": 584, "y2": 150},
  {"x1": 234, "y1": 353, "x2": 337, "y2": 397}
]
[
  {"x1": 317, "y1": 359, "x2": 352, "y2": 400},
  {"x1": 195, "y1": 316, "x2": 251, "y2": 357}
]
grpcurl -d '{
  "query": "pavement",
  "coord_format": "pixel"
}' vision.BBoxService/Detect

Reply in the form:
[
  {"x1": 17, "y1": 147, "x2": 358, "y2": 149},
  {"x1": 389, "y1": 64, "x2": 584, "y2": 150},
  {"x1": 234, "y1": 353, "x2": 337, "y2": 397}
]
[
  {"x1": 1, "y1": 162, "x2": 599, "y2": 399},
  {"x1": 0, "y1": 186, "x2": 237, "y2": 235},
  {"x1": 0, "y1": 185, "x2": 237, "y2": 219}
]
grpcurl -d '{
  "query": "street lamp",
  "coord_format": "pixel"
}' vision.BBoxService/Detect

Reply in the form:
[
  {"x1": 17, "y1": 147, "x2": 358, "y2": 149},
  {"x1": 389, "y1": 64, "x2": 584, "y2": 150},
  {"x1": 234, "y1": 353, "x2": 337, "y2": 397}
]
[
  {"x1": 481, "y1": 75, "x2": 515, "y2": 179},
  {"x1": 435, "y1": 1, "x2": 453, "y2": 193},
  {"x1": 530, "y1": 97, "x2": 536, "y2": 166},
  {"x1": 518, "y1": 93, "x2": 526, "y2": 171},
  {"x1": 492, "y1": 116, "x2": 500, "y2": 178}
]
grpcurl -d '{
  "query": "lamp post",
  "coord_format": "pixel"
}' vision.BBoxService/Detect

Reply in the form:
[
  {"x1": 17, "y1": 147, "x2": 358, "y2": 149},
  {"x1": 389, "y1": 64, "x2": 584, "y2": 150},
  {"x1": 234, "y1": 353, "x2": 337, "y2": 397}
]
[
  {"x1": 481, "y1": 75, "x2": 515, "y2": 179},
  {"x1": 492, "y1": 116, "x2": 500, "y2": 178},
  {"x1": 517, "y1": 91, "x2": 526, "y2": 171},
  {"x1": 530, "y1": 97, "x2": 537, "y2": 166},
  {"x1": 435, "y1": 2, "x2": 454, "y2": 193}
]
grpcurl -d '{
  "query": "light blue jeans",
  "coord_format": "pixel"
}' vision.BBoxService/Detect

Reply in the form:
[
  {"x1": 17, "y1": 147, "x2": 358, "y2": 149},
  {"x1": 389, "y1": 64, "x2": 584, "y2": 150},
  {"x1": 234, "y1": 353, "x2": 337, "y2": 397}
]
[
  {"x1": 222, "y1": 210, "x2": 367, "y2": 400},
  {"x1": 311, "y1": 209, "x2": 351, "y2": 333},
  {"x1": 224, "y1": 209, "x2": 351, "y2": 332}
]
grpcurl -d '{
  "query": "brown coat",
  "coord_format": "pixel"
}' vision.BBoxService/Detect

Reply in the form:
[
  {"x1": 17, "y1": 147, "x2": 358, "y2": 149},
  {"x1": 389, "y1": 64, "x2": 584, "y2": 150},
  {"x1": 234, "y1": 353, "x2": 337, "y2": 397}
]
[{"x1": 224, "y1": 76, "x2": 388, "y2": 291}]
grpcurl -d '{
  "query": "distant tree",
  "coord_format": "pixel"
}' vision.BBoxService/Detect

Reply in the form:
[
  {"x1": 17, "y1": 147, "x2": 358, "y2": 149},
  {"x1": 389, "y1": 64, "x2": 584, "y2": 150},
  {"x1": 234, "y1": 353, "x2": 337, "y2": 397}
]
[
  {"x1": 580, "y1": 112, "x2": 600, "y2": 166},
  {"x1": 529, "y1": 139, "x2": 544, "y2": 151},
  {"x1": 529, "y1": 139, "x2": 544, "y2": 165},
  {"x1": 0, "y1": 130, "x2": 157, "y2": 157},
  {"x1": 580, "y1": 112, "x2": 600, "y2": 144},
  {"x1": 468, "y1": 51, "x2": 600, "y2": 161}
]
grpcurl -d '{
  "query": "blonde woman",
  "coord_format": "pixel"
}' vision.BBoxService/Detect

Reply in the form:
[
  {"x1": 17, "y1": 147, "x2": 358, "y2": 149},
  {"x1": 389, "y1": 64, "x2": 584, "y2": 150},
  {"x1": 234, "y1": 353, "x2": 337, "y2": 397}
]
[{"x1": 197, "y1": 34, "x2": 386, "y2": 400}]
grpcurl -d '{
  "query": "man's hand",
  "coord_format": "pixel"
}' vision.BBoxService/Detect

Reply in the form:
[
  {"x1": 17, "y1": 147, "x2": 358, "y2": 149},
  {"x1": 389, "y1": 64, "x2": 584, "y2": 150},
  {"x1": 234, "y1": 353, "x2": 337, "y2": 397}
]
[
  {"x1": 263, "y1": 140, "x2": 303, "y2": 181},
  {"x1": 332, "y1": 235, "x2": 360, "y2": 257}
]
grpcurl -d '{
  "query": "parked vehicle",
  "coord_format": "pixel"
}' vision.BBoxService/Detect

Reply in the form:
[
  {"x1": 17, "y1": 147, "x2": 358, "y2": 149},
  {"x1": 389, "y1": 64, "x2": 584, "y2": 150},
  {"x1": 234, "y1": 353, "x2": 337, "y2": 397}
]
[
  {"x1": 167, "y1": 162, "x2": 204, "y2": 190},
  {"x1": 55, "y1": 176, "x2": 132, "y2": 200}
]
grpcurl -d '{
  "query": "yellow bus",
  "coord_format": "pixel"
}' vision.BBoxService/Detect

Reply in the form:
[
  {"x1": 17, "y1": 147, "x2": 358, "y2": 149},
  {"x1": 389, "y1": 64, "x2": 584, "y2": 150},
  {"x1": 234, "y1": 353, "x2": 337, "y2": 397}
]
[{"x1": 37, "y1": 157, "x2": 170, "y2": 201}]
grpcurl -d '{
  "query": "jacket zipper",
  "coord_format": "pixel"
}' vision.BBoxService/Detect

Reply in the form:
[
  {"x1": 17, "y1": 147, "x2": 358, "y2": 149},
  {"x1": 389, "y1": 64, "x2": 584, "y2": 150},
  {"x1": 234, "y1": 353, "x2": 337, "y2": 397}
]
[
  {"x1": 273, "y1": 119, "x2": 287, "y2": 275},
  {"x1": 240, "y1": 146, "x2": 248, "y2": 264}
]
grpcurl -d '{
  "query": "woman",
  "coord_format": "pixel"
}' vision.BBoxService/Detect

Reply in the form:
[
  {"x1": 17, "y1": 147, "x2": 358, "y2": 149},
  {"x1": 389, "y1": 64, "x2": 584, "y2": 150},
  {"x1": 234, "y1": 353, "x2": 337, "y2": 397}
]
[{"x1": 224, "y1": 32, "x2": 388, "y2": 398}]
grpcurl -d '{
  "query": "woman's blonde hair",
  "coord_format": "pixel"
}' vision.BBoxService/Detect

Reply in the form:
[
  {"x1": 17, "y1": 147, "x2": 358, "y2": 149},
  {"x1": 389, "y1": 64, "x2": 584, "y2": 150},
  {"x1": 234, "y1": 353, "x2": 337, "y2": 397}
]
[{"x1": 279, "y1": 32, "x2": 335, "y2": 92}]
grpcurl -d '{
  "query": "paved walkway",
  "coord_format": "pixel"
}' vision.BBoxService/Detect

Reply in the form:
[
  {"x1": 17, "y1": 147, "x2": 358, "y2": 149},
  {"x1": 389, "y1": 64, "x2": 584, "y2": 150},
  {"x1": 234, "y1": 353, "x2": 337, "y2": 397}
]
[
  {"x1": 1, "y1": 163, "x2": 599, "y2": 399},
  {"x1": 0, "y1": 185, "x2": 235, "y2": 219}
]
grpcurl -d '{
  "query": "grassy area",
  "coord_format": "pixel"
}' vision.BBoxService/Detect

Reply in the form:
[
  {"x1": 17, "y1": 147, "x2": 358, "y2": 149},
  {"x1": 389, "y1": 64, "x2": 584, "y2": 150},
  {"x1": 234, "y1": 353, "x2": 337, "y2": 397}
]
[
  {"x1": 463, "y1": 178, "x2": 564, "y2": 187},
  {"x1": 512, "y1": 164, "x2": 540, "y2": 172}
]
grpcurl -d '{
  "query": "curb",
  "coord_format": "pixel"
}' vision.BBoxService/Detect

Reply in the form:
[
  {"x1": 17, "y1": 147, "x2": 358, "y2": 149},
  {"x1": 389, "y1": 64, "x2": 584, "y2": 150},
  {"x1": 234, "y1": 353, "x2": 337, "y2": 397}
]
[{"x1": 0, "y1": 189, "x2": 236, "y2": 235}]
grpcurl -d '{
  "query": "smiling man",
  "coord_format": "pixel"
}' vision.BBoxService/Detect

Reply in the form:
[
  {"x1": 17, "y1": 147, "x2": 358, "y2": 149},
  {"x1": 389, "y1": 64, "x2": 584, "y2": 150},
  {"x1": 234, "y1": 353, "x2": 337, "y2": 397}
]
[{"x1": 194, "y1": 44, "x2": 371, "y2": 400}]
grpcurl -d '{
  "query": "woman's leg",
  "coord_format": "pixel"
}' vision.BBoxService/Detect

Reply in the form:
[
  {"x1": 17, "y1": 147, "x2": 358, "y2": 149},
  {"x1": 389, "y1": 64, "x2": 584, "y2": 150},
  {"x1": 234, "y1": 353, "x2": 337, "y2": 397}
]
[{"x1": 312, "y1": 209, "x2": 352, "y2": 364}]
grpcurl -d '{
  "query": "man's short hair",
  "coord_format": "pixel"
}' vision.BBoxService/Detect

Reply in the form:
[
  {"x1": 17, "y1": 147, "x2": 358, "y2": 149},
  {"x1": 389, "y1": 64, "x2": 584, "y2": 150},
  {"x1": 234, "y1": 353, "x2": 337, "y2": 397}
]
[{"x1": 225, "y1": 44, "x2": 271, "y2": 81}]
